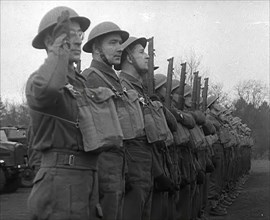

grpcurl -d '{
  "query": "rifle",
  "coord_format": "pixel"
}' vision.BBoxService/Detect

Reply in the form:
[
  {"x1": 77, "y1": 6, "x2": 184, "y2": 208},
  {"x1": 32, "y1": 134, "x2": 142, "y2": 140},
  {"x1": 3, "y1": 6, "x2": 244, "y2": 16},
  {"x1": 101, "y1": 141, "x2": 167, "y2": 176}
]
[
  {"x1": 196, "y1": 76, "x2": 201, "y2": 110},
  {"x1": 165, "y1": 57, "x2": 174, "y2": 109},
  {"x1": 147, "y1": 37, "x2": 155, "y2": 96},
  {"x1": 202, "y1": 78, "x2": 209, "y2": 112},
  {"x1": 177, "y1": 62, "x2": 186, "y2": 110},
  {"x1": 191, "y1": 71, "x2": 198, "y2": 111}
]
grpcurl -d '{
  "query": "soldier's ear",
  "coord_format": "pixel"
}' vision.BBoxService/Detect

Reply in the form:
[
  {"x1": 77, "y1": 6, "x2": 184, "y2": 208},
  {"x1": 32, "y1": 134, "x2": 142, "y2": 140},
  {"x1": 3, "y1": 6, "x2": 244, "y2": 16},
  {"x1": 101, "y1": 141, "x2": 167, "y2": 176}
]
[
  {"x1": 92, "y1": 43, "x2": 100, "y2": 55},
  {"x1": 126, "y1": 54, "x2": 133, "y2": 64}
]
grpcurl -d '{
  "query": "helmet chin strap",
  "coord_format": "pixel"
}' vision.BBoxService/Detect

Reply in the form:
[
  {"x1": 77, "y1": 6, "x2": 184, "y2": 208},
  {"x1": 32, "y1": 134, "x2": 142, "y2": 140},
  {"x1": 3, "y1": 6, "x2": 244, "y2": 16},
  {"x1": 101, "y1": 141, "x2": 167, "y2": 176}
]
[{"x1": 100, "y1": 50, "x2": 112, "y2": 66}]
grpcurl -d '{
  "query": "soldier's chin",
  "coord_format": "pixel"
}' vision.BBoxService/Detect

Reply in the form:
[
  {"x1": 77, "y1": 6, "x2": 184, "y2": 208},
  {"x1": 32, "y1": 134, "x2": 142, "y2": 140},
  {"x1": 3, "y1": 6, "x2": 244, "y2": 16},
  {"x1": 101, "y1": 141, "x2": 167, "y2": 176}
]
[
  {"x1": 69, "y1": 55, "x2": 81, "y2": 63},
  {"x1": 113, "y1": 59, "x2": 121, "y2": 65}
]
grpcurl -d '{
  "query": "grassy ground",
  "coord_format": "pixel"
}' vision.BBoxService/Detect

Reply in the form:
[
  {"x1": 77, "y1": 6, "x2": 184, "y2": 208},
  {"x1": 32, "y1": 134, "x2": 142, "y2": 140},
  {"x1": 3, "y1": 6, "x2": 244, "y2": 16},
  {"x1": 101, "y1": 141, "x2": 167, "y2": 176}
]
[
  {"x1": 0, "y1": 160, "x2": 269, "y2": 220},
  {"x1": 210, "y1": 160, "x2": 270, "y2": 220}
]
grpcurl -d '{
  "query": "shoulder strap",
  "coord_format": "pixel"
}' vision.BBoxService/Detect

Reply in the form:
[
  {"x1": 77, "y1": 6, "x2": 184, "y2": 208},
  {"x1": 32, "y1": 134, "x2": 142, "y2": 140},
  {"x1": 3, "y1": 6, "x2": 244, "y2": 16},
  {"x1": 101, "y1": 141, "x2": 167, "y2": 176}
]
[
  {"x1": 29, "y1": 107, "x2": 79, "y2": 128},
  {"x1": 119, "y1": 77, "x2": 136, "y2": 91},
  {"x1": 88, "y1": 67, "x2": 118, "y2": 93}
]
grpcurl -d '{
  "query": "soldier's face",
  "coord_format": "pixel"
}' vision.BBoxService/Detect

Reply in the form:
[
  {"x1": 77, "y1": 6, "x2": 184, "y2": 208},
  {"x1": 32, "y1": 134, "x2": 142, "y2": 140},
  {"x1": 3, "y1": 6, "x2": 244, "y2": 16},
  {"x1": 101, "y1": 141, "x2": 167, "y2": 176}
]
[
  {"x1": 100, "y1": 33, "x2": 123, "y2": 65},
  {"x1": 185, "y1": 95, "x2": 192, "y2": 108},
  {"x1": 156, "y1": 85, "x2": 166, "y2": 99},
  {"x1": 68, "y1": 22, "x2": 83, "y2": 63},
  {"x1": 130, "y1": 44, "x2": 149, "y2": 73},
  {"x1": 172, "y1": 93, "x2": 180, "y2": 107}
]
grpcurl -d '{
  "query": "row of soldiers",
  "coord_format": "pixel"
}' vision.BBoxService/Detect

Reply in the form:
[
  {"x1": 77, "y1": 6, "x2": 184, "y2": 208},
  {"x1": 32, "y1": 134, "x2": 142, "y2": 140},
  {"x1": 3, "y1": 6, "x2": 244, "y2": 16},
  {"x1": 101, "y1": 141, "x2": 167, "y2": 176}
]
[{"x1": 26, "y1": 6, "x2": 253, "y2": 220}]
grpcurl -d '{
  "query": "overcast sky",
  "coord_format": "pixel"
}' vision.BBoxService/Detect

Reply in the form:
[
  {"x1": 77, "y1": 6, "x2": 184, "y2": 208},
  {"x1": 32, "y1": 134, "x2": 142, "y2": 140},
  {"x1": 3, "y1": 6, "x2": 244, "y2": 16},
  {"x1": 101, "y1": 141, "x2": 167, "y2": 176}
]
[{"x1": 1, "y1": 1, "x2": 269, "y2": 103}]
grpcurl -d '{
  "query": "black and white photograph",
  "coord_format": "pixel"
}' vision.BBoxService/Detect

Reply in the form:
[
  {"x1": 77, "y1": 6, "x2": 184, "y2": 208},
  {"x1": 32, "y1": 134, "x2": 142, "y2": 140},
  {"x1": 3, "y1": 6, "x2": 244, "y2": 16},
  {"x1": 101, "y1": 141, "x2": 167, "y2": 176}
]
[{"x1": 0, "y1": 1, "x2": 269, "y2": 220}]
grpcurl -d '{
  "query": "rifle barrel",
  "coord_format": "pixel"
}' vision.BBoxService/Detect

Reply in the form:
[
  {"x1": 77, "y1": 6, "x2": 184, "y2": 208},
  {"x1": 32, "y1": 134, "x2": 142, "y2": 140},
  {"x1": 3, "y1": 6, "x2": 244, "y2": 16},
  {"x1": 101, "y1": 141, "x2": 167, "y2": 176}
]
[
  {"x1": 191, "y1": 71, "x2": 198, "y2": 110},
  {"x1": 196, "y1": 76, "x2": 201, "y2": 110},
  {"x1": 178, "y1": 62, "x2": 186, "y2": 110},
  {"x1": 147, "y1": 37, "x2": 155, "y2": 96},
  {"x1": 165, "y1": 57, "x2": 174, "y2": 108}
]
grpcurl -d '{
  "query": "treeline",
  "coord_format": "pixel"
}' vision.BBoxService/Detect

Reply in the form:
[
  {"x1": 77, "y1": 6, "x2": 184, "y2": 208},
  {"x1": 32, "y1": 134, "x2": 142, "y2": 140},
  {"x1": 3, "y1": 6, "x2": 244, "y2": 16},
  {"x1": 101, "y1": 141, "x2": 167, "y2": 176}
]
[{"x1": 233, "y1": 98, "x2": 270, "y2": 159}]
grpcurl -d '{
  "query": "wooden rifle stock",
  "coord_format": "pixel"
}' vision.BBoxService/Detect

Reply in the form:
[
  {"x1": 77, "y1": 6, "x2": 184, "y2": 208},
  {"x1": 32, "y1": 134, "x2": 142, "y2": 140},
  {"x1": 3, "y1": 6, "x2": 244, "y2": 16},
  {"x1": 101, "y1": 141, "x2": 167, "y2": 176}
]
[
  {"x1": 191, "y1": 71, "x2": 198, "y2": 110},
  {"x1": 147, "y1": 37, "x2": 155, "y2": 96},
  {"x1": 178, "y1": 62, "x2": 186, "y2": 110},
  {"x1": 165, "y1": 57, "x2": 174, "y2": 108},
  {"x1": 202, "y1": 78, "x2": 209, "y2": 112}
]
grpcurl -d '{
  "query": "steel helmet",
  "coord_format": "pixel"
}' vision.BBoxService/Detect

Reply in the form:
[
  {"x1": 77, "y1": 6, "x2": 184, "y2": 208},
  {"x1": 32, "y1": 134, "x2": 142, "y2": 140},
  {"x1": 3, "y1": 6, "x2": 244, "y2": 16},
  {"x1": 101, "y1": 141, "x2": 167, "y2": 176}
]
[
  {"x1": 171, "y1": 79, "x2": 180, "y2": 92},
  {"x1": 120, "y1": 36, "x2": 147, "y2": 51},
  {"x1": 32, "y1": 6, "x2": 90, "y2": 49},
  {"x1": 207, "y1": 95, "x2": 219, "y2": 108},
  {"x1": 184, "y1": 84, "x2": 192, "y2": 97},
  {"x1": 154, "y1": 74, "x2": 167, "y2": 90},
  {"x1": 83, "y1": 21, "x2": 129, "y2": 53},
  {"x1": 114, "y1": 36, "x2": 147, "y2": 70}
]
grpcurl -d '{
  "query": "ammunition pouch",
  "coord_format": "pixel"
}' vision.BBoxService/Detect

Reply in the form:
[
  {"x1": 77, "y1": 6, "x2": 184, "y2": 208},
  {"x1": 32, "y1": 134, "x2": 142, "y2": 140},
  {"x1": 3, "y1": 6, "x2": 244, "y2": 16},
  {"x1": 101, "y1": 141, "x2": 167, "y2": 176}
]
[
  {"x1": 75, "y1": 87, "x2": 124, "y2": 152},
  {"x1": 173, "y1": 123, "x2": 190, "y2": 146},
  {"x1": 143, "y1": 101, "x2": 174, "y2": 145},
  {"x1": 189, "y1": 125, "x2": 206, "y2": 150},
  {"x1": 115, "y1": 89, "x2": 145, "y2": 140}
]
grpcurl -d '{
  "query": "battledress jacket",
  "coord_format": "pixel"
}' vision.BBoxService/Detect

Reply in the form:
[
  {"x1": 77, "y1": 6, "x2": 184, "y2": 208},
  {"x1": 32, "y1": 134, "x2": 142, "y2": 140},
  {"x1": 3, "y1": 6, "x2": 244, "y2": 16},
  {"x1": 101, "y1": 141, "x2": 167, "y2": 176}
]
[
  {"x1": 25, "y1": 47, "x2": 86, "y2": 153},
  {"x1": 118, "y1": 71, "x2": 167, "y2": 178}
]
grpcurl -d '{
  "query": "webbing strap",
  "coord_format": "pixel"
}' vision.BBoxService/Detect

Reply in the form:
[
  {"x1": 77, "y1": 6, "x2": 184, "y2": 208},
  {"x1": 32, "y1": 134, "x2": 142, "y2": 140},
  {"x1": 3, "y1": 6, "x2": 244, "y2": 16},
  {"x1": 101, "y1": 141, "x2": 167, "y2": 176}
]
[{"x1": 30, "y1": 108, "x2": 79, "y2": 128}]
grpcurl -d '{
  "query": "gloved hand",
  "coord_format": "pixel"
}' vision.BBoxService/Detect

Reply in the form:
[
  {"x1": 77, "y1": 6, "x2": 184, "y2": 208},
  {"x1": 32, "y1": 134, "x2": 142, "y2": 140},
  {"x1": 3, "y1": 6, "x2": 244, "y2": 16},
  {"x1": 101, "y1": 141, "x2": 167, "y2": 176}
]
[
  {"x1": 154, "y1": 174, "x2": 175, "y2": 193},
  {"x1": 149, "y1": 94, "x2": 162, "y2": 102},
  {"x1": 196, "y1": 170, "x2": 205, "y2": 185},
  {"x1": 202, "y1": 119, "x2": 216, "y2": 135},
  {"x1": 190, "y1": 110, "x2": 206, "y2": 125},
  {"x1": 169, "y1": 108, "x2": 182, "y2": 122}
]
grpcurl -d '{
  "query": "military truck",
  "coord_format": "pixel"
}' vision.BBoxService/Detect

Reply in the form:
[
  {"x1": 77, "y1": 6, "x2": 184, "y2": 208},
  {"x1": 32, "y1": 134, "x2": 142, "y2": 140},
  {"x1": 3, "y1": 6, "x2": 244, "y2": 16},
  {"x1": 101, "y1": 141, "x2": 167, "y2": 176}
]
[{"x1": 0, "y1": 127, "x2": 34, "y2": 193}]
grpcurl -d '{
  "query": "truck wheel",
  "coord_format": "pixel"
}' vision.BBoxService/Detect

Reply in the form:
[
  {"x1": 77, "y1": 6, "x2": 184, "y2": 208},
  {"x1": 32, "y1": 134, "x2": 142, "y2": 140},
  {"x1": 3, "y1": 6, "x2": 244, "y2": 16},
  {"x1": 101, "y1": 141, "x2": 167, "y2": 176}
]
[
  {"x1": 0, "y1": 168, "x2": 6, "y2": 192},
  {"x1": 20, "y1": 167, "x2": 34, "y2": 187}
]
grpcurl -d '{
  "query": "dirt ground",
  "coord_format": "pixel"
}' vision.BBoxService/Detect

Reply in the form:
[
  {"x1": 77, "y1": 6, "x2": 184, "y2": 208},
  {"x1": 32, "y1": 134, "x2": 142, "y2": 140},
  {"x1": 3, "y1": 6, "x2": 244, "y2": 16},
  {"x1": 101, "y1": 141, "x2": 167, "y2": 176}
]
[{"x1": 0, "y1": 160, "x2": 269, "y2": 220}]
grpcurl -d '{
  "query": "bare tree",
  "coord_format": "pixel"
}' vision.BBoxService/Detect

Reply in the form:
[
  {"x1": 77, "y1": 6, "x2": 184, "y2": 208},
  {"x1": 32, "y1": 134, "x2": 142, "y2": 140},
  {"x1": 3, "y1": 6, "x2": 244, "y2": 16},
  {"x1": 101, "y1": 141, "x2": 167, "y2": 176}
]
[
  {"x1": 174, "y1": 48, "x2": 206, "y2": 86},
  {"x1": 234, "y1": 80, "x2": 269, "y2": 108},
  {"x1": 0, "y1": 97, "x2": 6, "y2": 121},
  {"x1": 208, "y1": 82, "x2": 231, "y2": 107}
]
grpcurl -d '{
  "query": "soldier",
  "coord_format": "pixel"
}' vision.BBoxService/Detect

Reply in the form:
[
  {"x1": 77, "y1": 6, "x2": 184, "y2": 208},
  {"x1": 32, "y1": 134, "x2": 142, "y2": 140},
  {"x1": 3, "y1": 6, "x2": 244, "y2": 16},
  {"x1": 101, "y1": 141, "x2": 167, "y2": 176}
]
[
  {"x1": 206, "y1": 96, "x2": 229, "y2": 216},
  {"x1": 81, "y1": 21, "x2": 135, "y2": 220},
  {"x1": 117, "y1": 37, "x2": 176, "y2": 220},
  {"x1": 25, "y1": 6, "x2": 103, "y2": 220}
]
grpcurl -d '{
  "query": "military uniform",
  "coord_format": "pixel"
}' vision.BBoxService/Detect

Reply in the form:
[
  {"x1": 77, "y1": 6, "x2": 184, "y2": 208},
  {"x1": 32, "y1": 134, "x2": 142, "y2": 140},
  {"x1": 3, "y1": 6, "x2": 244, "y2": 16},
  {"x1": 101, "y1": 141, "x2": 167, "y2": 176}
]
[
  {"x1": 26, "y1": 7, "x2": 102, "y2": 219},
  {"x1": 82, "y1": 60, "x2": 127, "y2": 220},
  {"x1": 119, "y1": 72, "x2": 162, "y2": 220}
]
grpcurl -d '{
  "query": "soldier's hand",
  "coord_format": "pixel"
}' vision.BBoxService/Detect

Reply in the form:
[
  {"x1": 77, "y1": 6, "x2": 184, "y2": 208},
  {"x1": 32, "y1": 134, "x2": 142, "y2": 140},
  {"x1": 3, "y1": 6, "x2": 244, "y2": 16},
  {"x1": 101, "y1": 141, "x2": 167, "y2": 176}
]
[
  {"x1": 52, "y1": 10, "x2": 71, "y2": 45},
  {"x1": 47, "y1": 33, "x2": 70, "y2": 54}
]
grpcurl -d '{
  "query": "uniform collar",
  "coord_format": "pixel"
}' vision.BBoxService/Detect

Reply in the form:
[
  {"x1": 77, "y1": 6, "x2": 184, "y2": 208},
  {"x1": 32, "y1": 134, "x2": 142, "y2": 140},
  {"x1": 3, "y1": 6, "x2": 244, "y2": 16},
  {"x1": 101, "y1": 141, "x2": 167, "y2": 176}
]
[
  {"x1": 119, "y1": 71, "x2": 143, "y2": 90},
  {"x1": 90, "y1": 59, "x2": 118, "y2": 81}
]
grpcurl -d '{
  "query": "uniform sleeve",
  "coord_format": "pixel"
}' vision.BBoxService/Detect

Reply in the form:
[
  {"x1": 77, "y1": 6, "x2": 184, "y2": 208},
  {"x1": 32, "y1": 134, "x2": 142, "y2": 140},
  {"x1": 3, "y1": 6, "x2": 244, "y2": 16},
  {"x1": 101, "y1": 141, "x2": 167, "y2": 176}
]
[{"x1": 25, "y1": 49, "x2": 69, "y2": 108}]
